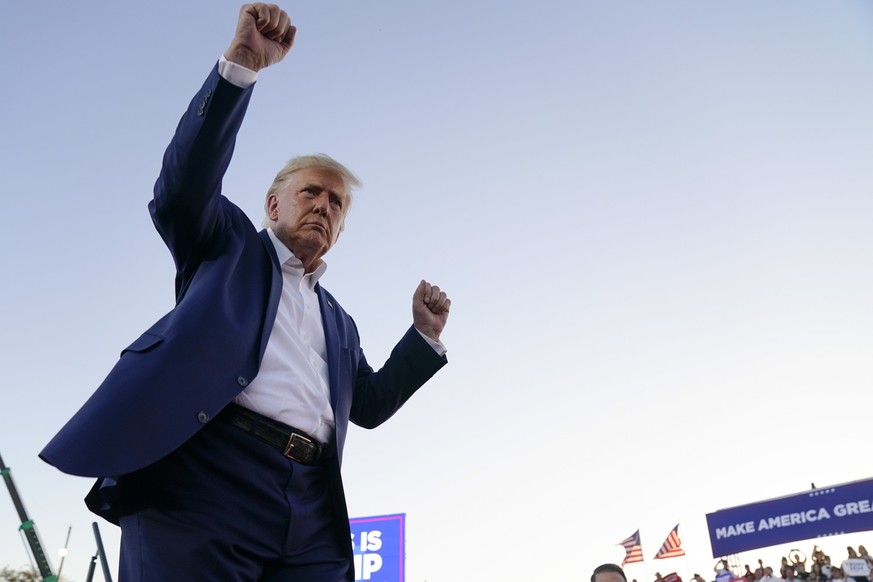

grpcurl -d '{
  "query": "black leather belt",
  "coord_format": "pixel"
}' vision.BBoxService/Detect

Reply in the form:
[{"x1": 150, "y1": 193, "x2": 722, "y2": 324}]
[{"x1": 218, "y1": 403, "x2": 326, "y2": 465}]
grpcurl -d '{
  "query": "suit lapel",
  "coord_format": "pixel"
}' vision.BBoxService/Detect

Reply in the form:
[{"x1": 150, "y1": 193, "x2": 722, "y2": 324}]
[
  {"x1": 316, "y1": 284, "x2": 341, "y2": 412},
  {"x1": 257, "y1": 230, "x2": 283, "y2": 358}
]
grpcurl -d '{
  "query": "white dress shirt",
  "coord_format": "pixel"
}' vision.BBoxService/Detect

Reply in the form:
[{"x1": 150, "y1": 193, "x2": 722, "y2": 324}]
[{"x1": 234, "y1": 229, "x2": 335, "y2": 442}]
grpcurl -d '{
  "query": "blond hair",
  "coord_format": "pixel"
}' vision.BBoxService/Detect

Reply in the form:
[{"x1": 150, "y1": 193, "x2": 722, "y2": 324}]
[{"x1": 263, "y1": 154, "x2": 361, "y2": 227}]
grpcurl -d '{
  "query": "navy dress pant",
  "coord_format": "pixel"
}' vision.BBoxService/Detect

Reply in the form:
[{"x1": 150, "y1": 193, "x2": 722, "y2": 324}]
[{"x1": 115, "y1": 415, "x2": 351, "y2": 581}]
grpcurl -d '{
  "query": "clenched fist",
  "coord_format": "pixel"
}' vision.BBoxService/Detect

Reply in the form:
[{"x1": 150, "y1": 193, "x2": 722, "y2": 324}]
[
  {"x1": 412, "y1": 280, "x2": 451, "y2": 342},
  {"x1": 224, "y1": 3, "x2": 296, "y2": 72}
]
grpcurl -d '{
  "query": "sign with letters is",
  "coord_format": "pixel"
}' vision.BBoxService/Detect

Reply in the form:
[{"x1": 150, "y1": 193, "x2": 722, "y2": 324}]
[
  {"x1": 706, "y1": 477, "x2": 873, "y2": 557},
  {"x1": 350, "y1": 513, "x2": 405, "y2": 581}
]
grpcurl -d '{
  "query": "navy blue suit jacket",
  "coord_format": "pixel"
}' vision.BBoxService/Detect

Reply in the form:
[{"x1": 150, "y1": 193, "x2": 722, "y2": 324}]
[{"x1": 40, "y1": 65, "x2": 446, "y2": 505}]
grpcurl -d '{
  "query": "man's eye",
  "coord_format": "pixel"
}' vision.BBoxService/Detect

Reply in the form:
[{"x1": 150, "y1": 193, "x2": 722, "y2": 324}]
[{"x1": 330, "y1": 199, "x2": 342, "y2": 208}]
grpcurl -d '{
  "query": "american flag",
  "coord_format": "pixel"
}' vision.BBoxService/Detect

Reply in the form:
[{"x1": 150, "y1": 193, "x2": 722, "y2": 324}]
[
  {"x1": 654, "y1": 524, "x2": 686, "y2": 560},
  {"x1": 618, "y1": 529, "x2": 644, "y2": 565}
]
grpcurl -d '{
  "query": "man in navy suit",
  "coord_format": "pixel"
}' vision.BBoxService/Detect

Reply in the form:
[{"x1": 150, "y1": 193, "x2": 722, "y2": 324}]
[{"x1": 40, "y1": 4, "x2": 451, "y2": 580}]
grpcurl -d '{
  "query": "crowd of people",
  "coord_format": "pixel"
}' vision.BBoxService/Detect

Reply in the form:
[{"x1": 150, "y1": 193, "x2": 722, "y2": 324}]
[
  {"x1": 605, "y1": 544, "x2": 873, "y2": 582},
  {"x1": 705, "y1": 545, "x2": 873, "y2": 582}
]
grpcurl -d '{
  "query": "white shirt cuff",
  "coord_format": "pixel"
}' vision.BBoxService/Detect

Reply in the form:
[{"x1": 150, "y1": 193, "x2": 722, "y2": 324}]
[{"x1": 218, "y1": 55, "x2": 258, "y2": 88}]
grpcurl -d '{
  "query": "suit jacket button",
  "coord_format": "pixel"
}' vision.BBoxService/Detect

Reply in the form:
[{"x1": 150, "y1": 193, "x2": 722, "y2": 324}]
[
  {"x1": 197, "y1": 93, "x2": 210, "y2": 116},
  {"x1": 197, "y1": 411, "x2": 209, "y2": 423},
  {"x1": 237, "y1": 376, "x2": 249, "y2": 387}
]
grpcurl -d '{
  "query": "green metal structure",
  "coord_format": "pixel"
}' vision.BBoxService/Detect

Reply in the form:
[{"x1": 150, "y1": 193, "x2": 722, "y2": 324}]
[{"x1": 0, "y1": 452, "x2": 57, "y2": 582}]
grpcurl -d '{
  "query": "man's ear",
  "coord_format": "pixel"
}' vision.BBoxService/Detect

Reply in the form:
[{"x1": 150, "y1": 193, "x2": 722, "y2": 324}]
[{"x1": 266, "y1": 193, "x2": 279, "y2": 221}]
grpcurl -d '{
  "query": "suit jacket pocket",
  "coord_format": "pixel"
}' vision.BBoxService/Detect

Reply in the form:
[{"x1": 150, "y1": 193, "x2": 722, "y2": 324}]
[{"x1": 120, "y1": 332, "x2": 164, "y2": 357}]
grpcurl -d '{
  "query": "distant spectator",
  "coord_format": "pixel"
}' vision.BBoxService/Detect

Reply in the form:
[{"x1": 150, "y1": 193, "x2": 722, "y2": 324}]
[
  {"x1": 794, "y1": 553, "x2": 809, "y2": 579},
  {"x1": 814, "y1": 547, "x2": 831, "y2": 568},
  {"x1": 784, "y1": 557, "x2": 796, "y2": 578},
  {"x1": 744, "y1": 565, "x2": 756, "y2": 582},
  {"x1": 823, "y1": 555, "x2": 834, "y2": 580},
  {"x1": 842, "y1": 547, "x2": 870, "y2": 582},
  {"x1": 592, "y1": 563, "x2": 627, "y2": 582},
  {"x1": 810, "y1": 562, "x2": 825, "y2": 582},
  {"x1": 832, "y1": 568, "x2": 847, "y2": 582},
  {"x1": 761, "y1": 566, "x2": 783, "y2": 582},
  {"x1": 693, "y1": 574, "x2": 707, "y2": 582},
  {"x1": 859, "y1": 547, "x2": 873, "y2": 569}
]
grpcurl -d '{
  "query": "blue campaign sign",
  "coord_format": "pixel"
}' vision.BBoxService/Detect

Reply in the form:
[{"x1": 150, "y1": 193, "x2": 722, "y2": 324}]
[
  {"x1": 706, "y1": 477, "x2": 873, "y2": 557},
  {"x1": 350, "y1": 513, "x2": 405, "y2": 582}
]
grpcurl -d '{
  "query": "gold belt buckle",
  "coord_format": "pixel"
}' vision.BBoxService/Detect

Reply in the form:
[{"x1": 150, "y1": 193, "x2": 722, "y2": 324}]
[{"x1": 284, "y1": 433, "x2": 314, "y2": 462}]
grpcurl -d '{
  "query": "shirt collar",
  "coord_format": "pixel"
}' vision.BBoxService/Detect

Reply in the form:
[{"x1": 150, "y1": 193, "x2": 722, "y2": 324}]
[{"x1": 266, "y1": 228, "x2": 328, "y2": 282}]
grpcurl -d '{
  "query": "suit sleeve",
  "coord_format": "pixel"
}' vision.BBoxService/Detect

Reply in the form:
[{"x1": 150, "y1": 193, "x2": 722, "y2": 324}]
[
  {"x1": 149, "y1": 64, "x2": 255, "y2": 296},
  {"x1": 349, "y1": 326, "x2": 447, "y2": 429}
]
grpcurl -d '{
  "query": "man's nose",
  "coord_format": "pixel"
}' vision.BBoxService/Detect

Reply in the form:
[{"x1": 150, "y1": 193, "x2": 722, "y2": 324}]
[{"x1": 312, "y1": 193, "x2": 329, "y2": 213}]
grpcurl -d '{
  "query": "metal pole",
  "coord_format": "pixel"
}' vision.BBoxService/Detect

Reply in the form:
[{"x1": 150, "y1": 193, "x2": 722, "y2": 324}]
[
  {"x1": 57, "y1": 525, "x2": 72, "y2": 580},
  {"x1": 0, "y1": 452, "x2": 56, "y2": 580},
  {"x1": 85, "y1": 554, "x2": 97, "y2": 582},
  {"x1": 92, "y1": 521, "x2": 113, "y2": 582}
]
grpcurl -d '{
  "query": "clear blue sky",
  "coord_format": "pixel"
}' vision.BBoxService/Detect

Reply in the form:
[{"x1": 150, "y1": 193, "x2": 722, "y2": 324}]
[{"x1": 1, "y1": 1, "x2": 872, "y2": 580}]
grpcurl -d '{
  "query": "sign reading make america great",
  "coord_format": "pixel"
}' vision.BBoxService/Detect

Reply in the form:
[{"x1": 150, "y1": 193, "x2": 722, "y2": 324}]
[{"x1": 706, "y1": 477, "x2": 873, "y2": 557}]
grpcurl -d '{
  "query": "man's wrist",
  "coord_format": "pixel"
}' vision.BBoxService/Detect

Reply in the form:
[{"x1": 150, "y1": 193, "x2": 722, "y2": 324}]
[
  {"x1": 415, "y1": 327, "x2": 446, "y2": 357},
  {"x1": 218, "y1": 55, "x2": 258, "y2": 88}
]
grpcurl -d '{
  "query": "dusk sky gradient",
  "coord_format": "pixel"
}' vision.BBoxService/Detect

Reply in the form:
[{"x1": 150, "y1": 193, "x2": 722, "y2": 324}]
[{"x1": 2, "y1": 1, "x2": 873, "y2": 580}]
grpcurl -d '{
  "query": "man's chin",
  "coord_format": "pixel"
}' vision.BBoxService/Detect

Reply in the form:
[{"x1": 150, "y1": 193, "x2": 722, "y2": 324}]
[
  {"x1": 294, "y1": 235, "x2": 331, "y2": 257},
  {"x1": 302, "y1": 225, "x2": 330, "y2": 240}
]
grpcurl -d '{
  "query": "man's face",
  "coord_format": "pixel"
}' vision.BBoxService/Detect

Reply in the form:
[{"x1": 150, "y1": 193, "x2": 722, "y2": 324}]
[
  {"x1": 595, "y1": 572, "x2": 626, "y2": 582},
  {"x1": 268, "y1": 168, "x2": 349, "y2": 266}
]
